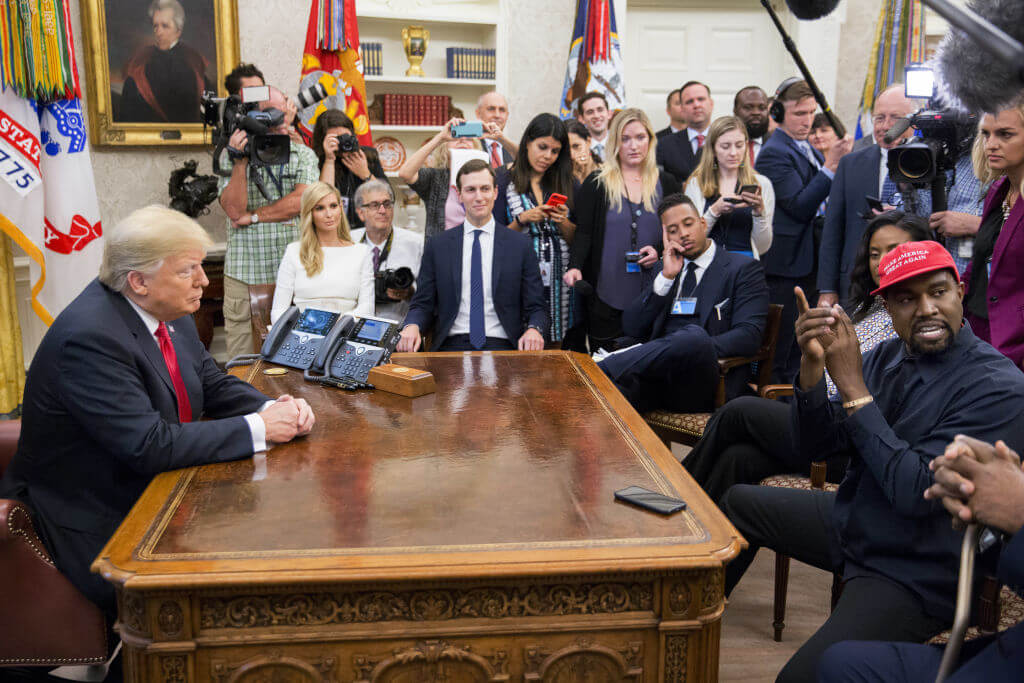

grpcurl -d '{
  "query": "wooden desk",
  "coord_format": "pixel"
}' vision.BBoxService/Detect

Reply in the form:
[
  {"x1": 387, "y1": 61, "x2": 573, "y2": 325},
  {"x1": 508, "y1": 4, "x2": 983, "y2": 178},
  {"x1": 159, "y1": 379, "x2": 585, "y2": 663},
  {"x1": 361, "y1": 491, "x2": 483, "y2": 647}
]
[{"x1": 94, "y1": 351, "x2": 743, "y2": 682}]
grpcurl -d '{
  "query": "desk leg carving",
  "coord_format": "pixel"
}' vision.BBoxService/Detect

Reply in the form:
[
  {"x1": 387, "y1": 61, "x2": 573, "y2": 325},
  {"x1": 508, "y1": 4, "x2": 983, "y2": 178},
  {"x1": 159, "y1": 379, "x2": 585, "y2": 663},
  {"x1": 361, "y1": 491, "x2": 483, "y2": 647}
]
[
  {"x1": 663, "y1": 634, "x2": 688, "y2": 682},
  {"x1": 353, "y1": 640, "x2": 506, "y2": 682},
  {"x1": 161, "y1": 655, "x2": 187, "y2": 683},
  {"x1": 524, "y1": 638, "x2": 642, "y2": 682}
]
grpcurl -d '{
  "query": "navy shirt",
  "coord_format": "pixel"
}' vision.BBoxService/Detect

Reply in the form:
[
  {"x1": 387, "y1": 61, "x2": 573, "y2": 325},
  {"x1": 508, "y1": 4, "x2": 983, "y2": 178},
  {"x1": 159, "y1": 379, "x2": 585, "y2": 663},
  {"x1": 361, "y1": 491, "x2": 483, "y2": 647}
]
[
  {"x1": 596, "y1": 184, "x2": 663, "y2": 311},
  {"x1": 793, "y1": 323, "x2": 1024, "y2": 619}
]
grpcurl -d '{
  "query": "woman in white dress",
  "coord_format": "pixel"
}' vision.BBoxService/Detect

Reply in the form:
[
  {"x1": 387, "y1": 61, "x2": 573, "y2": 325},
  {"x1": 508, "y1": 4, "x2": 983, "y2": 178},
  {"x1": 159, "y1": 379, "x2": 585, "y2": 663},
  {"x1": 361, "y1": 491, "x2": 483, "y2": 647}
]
[{"x1": 270, "y1": 181, "x2": 375, "y2": 323}]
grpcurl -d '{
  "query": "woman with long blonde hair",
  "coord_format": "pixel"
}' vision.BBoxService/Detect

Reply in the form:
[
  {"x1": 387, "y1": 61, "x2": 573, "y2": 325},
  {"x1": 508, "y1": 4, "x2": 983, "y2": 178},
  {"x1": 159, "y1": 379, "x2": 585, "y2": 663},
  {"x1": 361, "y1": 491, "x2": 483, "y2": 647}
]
[
  {"x1": 270, "y1": 181, "x2": 375, "y2": 323},
  {"x1": 564, "y1": 108, "x2": 680, "y2": 350},
  {"x1": 684, "y1": 115, "x2": 775, "y2": 257}
]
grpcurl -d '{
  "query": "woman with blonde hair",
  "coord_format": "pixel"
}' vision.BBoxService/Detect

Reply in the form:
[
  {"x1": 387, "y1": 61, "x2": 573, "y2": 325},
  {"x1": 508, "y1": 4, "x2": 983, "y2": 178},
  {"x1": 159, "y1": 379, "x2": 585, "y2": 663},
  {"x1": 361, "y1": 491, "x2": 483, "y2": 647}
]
[
  {"x1": 270, "y1": 181, "x2": 375, "y2": 323},
  {"x1": 685, "y1": 115, "x2": 775, "y2": 258},
  {"x1": 564, "y1": 108, "x2": 680, "y2": 350}
]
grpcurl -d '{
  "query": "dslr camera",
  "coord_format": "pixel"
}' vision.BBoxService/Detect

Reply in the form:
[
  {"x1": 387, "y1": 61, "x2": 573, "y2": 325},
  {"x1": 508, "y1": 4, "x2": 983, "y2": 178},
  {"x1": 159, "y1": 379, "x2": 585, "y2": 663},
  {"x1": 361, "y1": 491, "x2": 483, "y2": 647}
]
[
  {"x1": 375, "y1": 267, "x2": 415, "y2": 303},
  {"x1": 333, "y1": 132, "x2": 361, "y2": 154}
]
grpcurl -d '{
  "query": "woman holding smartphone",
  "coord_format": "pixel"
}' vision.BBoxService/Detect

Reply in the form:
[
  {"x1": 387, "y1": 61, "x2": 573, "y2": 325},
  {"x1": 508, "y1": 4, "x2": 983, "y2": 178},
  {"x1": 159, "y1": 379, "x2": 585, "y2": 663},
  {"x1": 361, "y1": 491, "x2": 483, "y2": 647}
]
[
  {"x1": 492, "y1": 113, "x2": 577, "y2": 345},
  {"x1": 564, "y1": 108, "x2": 680, "y2": 351},
  {"x1": 684, "y1": 116, "x2": 775, "y2": 258}
]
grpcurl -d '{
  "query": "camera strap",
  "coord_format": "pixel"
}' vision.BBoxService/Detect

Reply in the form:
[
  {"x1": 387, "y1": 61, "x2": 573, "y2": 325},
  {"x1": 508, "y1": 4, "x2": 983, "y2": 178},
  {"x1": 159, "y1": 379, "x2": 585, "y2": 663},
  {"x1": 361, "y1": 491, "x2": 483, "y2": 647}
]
[{"x1": 362, "y1": 230, "x2": 394, "y2": 272}]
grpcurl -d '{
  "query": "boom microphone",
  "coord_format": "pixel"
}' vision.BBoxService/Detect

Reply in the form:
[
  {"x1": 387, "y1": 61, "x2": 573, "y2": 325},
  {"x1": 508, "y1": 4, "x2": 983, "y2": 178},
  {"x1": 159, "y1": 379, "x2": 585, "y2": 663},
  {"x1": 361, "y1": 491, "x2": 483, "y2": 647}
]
[
  {"x1": 882, "y1": 117, "x2": 913, "y2": 145},
  {"x1": 782, "y1": 0, "x2": 841, "y2": 20},
  {"x1": 934, "y1": 0, "x2": 1024, "y2": 113}
]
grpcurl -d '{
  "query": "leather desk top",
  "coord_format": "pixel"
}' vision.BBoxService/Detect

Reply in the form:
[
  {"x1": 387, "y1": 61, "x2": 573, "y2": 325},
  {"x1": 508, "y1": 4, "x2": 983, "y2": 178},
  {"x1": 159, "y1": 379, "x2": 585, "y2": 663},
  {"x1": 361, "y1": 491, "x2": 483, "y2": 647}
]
[{"x1": 94, "y1": 351, "x2": 743, "y2": 591}]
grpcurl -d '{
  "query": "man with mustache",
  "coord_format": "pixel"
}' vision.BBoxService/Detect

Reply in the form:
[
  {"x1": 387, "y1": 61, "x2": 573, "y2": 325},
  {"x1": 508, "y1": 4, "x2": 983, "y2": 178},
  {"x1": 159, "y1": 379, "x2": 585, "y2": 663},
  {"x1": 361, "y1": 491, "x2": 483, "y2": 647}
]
[
  {"x1": 717, "y1": 241, "x2": 1024, "y2": 682},
  {"x1": 596, "y1": 193, "x2": 769, "y2": 413}
]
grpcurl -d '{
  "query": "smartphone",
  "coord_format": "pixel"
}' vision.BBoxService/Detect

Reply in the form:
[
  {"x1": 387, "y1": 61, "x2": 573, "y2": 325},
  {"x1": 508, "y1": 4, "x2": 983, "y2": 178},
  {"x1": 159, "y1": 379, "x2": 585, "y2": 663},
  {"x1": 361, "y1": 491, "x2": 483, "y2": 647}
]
[
  {"x1": 723, "y1": 197, "x2": 746, "y2": 205},
  {"x1": 864, "y1": 195, "x2": 884, "y2": 213},
  {"x1": 614, "y1": 486, "x2": 687, "y2": 515},
  {"x1": 738, "y1": 184, "x2": 760, "y2": 195},
  {"x1": 450, "y1": 121, "x2": 484, "y2": 138},
  {"x1": 545, "y1": 193, "x2": 568, "y2": 209}
]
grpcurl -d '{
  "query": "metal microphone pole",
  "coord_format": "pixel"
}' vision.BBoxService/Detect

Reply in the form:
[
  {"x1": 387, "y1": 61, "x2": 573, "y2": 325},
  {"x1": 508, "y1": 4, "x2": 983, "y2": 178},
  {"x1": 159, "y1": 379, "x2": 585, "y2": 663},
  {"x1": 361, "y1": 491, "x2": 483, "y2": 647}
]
[{"x1": 760, "y1": 0, "x2": 846, "y2": 137}]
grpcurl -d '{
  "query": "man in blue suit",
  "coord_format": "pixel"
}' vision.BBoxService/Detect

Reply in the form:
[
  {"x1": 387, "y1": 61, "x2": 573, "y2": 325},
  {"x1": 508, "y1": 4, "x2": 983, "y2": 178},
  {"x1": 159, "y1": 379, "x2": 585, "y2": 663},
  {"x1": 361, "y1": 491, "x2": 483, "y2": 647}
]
[
  {"x1": 756, "y1": 78, "x2": 851, "y2": 381},
  {"x1": 398, "y1": 159, "x2": 548, "y2": 352},
  {"x1": 598, "y1": 193, "x2": 769, "y2": 413},
  {"x1": 818, "y1": 435, "x2": 1024, "y2": 682},
  {"x1": 817, "y1": 84, "x2": 919, "y2": 307},
  {"x1": 0, "y1": 206, "x2": 314, "y2": 621}
]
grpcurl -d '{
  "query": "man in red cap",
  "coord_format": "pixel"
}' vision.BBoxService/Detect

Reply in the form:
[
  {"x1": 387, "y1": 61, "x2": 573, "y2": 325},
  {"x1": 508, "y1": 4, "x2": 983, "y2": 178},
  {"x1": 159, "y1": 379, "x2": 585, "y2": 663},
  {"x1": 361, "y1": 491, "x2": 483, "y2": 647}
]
[{"x1": 715, "y1": 241, "x2": 1024, "y2": 682}]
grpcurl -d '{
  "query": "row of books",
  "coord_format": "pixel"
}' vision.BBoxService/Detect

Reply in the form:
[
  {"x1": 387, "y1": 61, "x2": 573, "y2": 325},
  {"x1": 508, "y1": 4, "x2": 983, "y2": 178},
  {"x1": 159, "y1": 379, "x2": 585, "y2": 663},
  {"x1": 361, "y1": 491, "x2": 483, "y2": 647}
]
[
  {"x1": 360, "y1": 42, "x2": 383, "y2": 76},
  {"x1": 445, "y1": 47, "x2": 496, "y2": 80},
  {"x1": 381, "y1": 94, "x2": 452, "y2": 126}
]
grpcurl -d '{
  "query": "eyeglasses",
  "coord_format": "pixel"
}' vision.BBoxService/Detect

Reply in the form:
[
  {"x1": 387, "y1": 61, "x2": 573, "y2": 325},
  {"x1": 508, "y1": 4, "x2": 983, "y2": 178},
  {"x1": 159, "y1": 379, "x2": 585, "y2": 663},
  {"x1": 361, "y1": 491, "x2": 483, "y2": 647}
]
[{"x1": 361, "y1": 200, "x2": 394, "y2": 212}]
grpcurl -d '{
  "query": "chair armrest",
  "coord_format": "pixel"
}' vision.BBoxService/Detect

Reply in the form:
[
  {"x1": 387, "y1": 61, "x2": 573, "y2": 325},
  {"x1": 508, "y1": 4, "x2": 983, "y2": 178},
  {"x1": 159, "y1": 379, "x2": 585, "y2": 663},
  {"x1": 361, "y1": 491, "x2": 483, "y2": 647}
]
[
  {"x1": 718, "y1": 353, "x2": 767, "y2": 374},
  {"x1": 760, "y1": 384, "x2": 795, "y2": 400},
  {"x1": 0, "y1": 499, "x2": 54, "y2": 567}
]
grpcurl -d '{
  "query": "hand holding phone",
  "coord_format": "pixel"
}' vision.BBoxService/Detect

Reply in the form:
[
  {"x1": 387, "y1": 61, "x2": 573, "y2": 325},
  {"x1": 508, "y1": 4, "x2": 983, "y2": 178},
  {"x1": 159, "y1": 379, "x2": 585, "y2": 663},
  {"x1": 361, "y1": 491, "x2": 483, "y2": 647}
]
[{"x1": 450, "y1": 121, "x2": 484, "y2": 138}]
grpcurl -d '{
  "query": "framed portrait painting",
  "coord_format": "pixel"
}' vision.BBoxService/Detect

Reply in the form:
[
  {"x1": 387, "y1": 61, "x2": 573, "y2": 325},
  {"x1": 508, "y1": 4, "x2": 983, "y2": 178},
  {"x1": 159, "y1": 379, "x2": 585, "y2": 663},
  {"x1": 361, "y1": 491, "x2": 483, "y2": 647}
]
[{"x1": 81, "y1": 0, "x2": 239, "y2": 146}]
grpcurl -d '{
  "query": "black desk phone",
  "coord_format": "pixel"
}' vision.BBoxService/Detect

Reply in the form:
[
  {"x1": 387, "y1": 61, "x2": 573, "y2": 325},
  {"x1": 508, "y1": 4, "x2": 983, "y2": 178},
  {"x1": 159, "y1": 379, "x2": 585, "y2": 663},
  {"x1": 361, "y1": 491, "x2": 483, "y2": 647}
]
[{"x1": 260, "y1": 306, "x2": 401, "y2": 389}]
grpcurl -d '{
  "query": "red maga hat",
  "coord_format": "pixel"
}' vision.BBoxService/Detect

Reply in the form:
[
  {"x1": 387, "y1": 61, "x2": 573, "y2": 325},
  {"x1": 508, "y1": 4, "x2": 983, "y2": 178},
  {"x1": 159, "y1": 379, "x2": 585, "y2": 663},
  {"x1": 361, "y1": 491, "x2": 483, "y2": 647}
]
[{"x1": 871, "y1": 240, "x2": 960, "y2": 296}]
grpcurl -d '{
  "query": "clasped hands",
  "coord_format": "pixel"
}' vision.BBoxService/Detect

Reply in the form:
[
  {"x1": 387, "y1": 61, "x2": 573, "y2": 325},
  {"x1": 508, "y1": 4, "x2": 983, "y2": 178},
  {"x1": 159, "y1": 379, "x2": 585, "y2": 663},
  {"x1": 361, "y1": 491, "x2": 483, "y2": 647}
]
[
  {"x1": 925, "y1": 435, "x2": 1024, "y2": 535},
  {"x1": 259, "y1": 394, "x2": 315, "y2": 444},
  {"x1": 793, "y1": 286, "x2": 867, "y2": 402}
]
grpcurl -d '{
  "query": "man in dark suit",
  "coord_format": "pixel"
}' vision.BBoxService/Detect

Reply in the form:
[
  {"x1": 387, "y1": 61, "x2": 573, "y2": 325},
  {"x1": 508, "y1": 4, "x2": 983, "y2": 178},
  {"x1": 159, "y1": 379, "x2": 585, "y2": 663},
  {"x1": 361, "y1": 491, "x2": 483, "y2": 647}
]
[
  {"x1": 655, "y1": 88, "x2": 684, "y2": 140},
  {"x1": 817, "y1": 84, "x2": 918, "y2": 307},
  {"x1": 598, "y1": 193, "x2": 769, "y2": 413},
  {"x1": 656, "y1": 80, "x2": 714, "y2": 184},
  {"x1": 756, "y1": 78, "x2": 851, "y2": 381},
  {"x1": 819, "y1": 435, "x2": 1024, "y2": 683},
  {"x1": 398, "y1": 159, "x2": 548, "y2": 352},
  {"x1": 0, "y1": 206, "x2": 314, "y2": 621}
]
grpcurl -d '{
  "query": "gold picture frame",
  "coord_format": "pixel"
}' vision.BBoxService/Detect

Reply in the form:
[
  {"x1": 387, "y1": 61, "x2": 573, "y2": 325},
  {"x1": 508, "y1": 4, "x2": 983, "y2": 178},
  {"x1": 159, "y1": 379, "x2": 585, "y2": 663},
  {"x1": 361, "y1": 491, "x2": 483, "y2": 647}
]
[{"x1": 80, "y1": 0, "x2": 240, "y2": 146}]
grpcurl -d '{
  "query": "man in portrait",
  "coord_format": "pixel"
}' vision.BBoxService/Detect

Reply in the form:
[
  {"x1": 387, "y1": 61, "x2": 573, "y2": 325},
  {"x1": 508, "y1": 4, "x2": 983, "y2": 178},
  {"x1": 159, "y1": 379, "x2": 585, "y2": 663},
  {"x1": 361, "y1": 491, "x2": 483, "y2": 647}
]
[{"x1": 118, "y1": 0, "x2": 213, "y2": 123}]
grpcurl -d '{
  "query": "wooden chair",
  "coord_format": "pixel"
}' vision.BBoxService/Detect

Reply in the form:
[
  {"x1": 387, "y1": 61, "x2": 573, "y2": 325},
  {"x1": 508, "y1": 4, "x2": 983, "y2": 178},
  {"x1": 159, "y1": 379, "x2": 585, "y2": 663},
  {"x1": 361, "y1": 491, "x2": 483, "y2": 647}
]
[
  {"x1": 644, "y1": 303, "x2": 784, "y2": 447},
  {"x1": 248, "y1": 284, "x2": 276, "y2": 353}
]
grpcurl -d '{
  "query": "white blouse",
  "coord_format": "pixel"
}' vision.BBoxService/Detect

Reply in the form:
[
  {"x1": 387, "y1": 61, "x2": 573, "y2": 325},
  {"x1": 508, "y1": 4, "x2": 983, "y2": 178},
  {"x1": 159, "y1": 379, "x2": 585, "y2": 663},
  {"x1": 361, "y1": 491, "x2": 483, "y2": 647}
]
[
  {"x1": 684, "y1": 172, "x2": 776, "y2": 257},
  {"x1": 270, "y1": 241, "x2": 375, "y2": 323}
]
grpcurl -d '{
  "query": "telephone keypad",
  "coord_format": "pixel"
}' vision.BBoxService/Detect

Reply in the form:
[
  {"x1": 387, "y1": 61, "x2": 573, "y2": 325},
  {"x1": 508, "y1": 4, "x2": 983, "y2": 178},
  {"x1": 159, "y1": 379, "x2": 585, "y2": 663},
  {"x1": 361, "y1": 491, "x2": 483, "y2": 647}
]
[{"x1": 329, "y1": 342, "x2": 388, "y2": 382}]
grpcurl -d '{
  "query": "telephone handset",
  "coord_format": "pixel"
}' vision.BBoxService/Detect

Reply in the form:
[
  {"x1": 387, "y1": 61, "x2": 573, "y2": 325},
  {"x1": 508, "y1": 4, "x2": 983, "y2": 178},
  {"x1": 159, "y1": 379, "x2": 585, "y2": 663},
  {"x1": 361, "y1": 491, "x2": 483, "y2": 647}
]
[
  {"x1": 261, "y1": 306, "x2": 346, "y2": 370},
  {"x1": 304, "y1": 315, "x2": 402, "y2": 390}
]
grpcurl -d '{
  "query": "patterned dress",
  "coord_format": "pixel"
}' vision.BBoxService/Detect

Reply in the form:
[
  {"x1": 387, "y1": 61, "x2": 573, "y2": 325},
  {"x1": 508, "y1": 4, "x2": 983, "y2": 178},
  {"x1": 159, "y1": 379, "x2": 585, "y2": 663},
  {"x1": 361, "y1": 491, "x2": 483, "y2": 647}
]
[
  {"x1": 825, "y1": 297, "x2": 897, "y2": 400},
  {"x1": 504, "y1": 184, "x2": 574, "y2": 342}
]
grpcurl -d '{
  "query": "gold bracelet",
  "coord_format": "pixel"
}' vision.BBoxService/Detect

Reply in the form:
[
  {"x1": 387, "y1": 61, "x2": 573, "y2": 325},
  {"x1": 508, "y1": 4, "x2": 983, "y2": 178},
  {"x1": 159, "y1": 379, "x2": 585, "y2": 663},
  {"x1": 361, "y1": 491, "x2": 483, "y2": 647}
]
[{"x1": 842, "y1": 395, "x2": 874, "y2": 410}]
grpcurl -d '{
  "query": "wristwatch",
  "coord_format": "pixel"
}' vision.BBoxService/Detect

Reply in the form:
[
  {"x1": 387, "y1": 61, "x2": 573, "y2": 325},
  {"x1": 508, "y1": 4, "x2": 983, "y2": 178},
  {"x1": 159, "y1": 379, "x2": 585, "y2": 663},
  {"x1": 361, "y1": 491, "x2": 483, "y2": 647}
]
[{"x1": 250, "y1": 213, "x2": 260, "y2": 225}]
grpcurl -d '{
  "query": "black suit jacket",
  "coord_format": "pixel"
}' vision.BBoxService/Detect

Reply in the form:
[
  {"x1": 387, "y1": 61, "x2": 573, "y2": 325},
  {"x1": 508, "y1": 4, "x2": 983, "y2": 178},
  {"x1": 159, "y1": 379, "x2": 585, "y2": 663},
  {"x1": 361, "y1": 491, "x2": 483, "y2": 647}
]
[
  {"x1": 816, "y1": 144, "x2": 882, "y2": 302},
  {"x1": 656, "y1": 129, "x2": 703, "y2": 185},
  {"x1": 404, "y1": 223, "x2": 549, "y2": 349},
  {"x1": 655, "y1": 126, "x2": 677, "y2": 141},
  {"x1": 0, "y1": 279, "x2": 270, "y2": 613},
  {"x1": 755, "y1": 128, "x2": 832, "y2": 278}
]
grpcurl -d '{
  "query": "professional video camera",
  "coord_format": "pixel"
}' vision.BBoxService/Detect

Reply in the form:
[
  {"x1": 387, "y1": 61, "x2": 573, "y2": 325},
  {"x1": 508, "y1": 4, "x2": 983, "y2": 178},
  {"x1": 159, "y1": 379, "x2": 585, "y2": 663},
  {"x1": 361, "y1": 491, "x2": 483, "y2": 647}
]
[
  {"x1": 201, "y1": 85, "x2": 290, "y2": 173},
  {"x1": 168, "y1": 160, "x2": 219, "y2": 218},
  {"x1": 375, "y1": 267, "x2": 415, "y2": 303},
  {"x1": 886, "y1": 65, "x2": 978, "y2": 211}
]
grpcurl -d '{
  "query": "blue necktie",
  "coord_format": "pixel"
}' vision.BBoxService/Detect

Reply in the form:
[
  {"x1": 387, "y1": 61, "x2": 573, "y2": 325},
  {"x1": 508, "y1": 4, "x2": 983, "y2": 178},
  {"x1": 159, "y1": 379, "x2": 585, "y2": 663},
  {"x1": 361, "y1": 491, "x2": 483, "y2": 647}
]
[{"x1": 469, "y1": 229, "x2": 485, "y2": 349}]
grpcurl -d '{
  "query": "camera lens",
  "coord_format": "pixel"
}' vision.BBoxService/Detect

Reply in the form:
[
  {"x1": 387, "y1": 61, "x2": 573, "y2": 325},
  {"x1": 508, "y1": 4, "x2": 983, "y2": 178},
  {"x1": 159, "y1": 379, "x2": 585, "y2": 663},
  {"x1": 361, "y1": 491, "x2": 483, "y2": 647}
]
[{"x1": 896, "y1": 148, "x2": 932, "y2": 180}]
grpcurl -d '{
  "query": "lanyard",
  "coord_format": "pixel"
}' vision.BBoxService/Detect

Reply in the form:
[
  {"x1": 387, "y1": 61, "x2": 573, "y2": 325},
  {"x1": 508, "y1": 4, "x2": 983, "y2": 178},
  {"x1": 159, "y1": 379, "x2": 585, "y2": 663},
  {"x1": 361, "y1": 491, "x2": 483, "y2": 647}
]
[{"x1": 624, "y1": 192, "x2": 642, "y2": 252}]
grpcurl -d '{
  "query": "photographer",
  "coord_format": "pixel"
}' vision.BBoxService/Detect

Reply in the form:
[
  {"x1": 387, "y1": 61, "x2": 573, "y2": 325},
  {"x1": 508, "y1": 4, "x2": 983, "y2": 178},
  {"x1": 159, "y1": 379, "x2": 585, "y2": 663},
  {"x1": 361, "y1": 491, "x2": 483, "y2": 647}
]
[
  {"x1": 313, "y1": 109, "x2": 387, "y2": 230},
  {"x1": 349, "y1": 179, "x2": 424, "y2": 322},
  {"x1": 217, "y1": 85, "x2": 319, "y2": 359}
]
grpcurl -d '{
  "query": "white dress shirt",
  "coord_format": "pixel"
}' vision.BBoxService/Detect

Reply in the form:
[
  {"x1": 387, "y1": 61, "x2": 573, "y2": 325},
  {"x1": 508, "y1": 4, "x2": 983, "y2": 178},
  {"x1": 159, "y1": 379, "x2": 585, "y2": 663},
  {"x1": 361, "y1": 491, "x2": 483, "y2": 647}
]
[
  {"x1": 684, "y1": 174, "x2": 776, "y2": 257},
  {"x1": 653, "y1": 240, "x2": 718, "y2": 297},
  {"x1": 123, "y1": 296, "x2": 272, "y2": 451},
  {"x1": 449, "y1": 218, "x2": 507, "y2": 339},
  {"x1": 688, "y1": 126, "x2": 710, "y2": 155},
  {"x1": 350, "y1": 226, "x2": 425, "y2": 322}
]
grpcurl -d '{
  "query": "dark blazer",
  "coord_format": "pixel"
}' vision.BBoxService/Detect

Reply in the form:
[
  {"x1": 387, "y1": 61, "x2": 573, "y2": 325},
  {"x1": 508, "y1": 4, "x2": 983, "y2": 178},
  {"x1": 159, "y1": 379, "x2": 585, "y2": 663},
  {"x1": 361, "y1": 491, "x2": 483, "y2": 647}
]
[
  {"x1": 966, "y1": 177, "x2": 1024, "y2": 367},
  {"x1": 755, "y1": 128, "x2": 833, "y2": 278},
  {"x1": 655, "y1": 126, "x2": 677, "y2": 141},
  {"x1": 404, "y1": 222, "x2": 549, "y2": 349},
  {"x1": 568, "y1": 170, "x2": 681, "y2": 291},
  {"x1": 816, "y1": 144, "x2": 882, "y2": 301},
  {"x1": 0, "y1": 279, "x2": 270, "y2": 613},
  {"x1": 656, "y1": 129, "x2": 703, "y2": 185},
  {"x1": 622, "y1": 247, "x2": 769, "y2": 357}
]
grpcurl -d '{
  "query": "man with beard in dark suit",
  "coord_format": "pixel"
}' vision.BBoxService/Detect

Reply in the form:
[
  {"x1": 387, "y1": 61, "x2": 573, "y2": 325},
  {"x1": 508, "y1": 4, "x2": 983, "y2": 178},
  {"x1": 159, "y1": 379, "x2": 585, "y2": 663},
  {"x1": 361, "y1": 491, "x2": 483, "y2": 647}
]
[
  {"x1": 734, "y1": 85, "x2": 771, "y2": 165},
  {"x1": 118, "y1": 0, "x2": 212, "y2": 123}
]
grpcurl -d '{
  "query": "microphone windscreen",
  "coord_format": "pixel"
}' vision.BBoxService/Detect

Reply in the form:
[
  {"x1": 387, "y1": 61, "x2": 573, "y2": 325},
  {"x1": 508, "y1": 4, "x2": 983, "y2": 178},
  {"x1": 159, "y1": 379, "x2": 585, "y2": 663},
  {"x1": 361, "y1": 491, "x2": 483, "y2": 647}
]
[
  {"x1": 573, "y1": 280, "x2": 594, "y2": 297},
  {"x1": 935, "y1": 0, "x2": 1024, "y2": 113},
  {"x1": 783, "y1": 0, "x2": 841, "y2": 20}
]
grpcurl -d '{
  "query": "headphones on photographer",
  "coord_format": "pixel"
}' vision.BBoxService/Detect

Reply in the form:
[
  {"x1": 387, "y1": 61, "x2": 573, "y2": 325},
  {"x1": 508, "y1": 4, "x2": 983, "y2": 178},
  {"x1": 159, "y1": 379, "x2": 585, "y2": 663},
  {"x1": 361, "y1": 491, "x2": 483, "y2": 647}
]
[{"x1": 770, "y1": 77, "x2": 803, "y2": 124}]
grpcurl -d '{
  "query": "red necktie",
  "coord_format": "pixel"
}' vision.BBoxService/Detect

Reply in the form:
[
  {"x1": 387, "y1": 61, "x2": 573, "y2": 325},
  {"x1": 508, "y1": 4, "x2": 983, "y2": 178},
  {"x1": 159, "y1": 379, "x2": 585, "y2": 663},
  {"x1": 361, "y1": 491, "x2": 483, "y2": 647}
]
[
  {"x1": 696, "y1": 134, "x2": 705, "y2": 150},
  {"x1": 489, "y1": 142, "x2": 502, "y2": 168},
  {"x1": 748, "y1": 140, "x2": 756, "y2": 166},
  {"x1": 156, "y1": 322, "x2": 192, "y2": 423}
]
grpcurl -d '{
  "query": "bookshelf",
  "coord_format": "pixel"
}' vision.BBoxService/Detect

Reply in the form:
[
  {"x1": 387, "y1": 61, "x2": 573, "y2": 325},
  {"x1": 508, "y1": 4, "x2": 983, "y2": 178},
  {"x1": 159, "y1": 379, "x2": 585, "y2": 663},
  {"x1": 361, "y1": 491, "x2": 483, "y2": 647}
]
[{"x1": 356, "y1": 0, "x2": 506, "y2": 231}]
